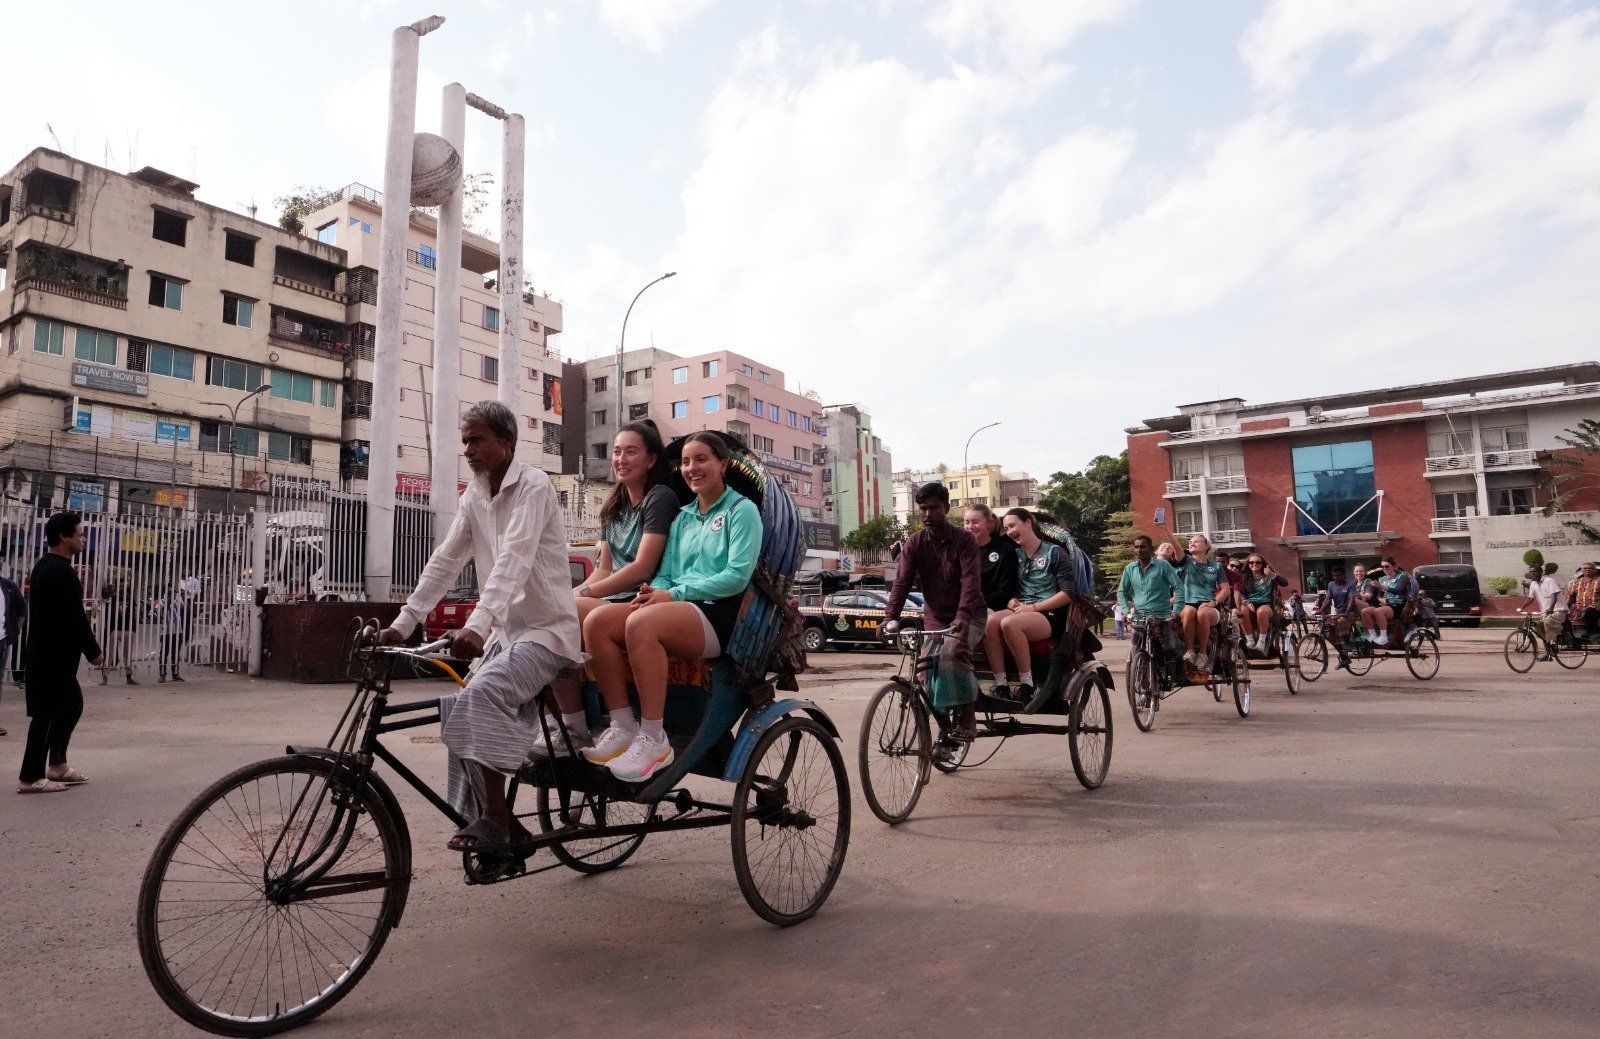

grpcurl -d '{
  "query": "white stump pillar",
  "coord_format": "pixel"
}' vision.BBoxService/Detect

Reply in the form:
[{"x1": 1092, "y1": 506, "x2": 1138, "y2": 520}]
[
  {"x1": 497, "y1": 114, "x2": 526, "y2": 425},
  {"x1": 247, "y1": 508, "x2": 269, "y2": 676},
  {"x1": 430, "y1": 82, "x2": 467, "y2": 541}
]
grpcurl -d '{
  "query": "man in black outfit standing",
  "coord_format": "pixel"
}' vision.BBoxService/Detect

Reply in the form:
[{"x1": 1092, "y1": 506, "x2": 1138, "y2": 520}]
[
  {"x1": 0, "y1": 566, "x2": 24, "y2": 737},
  {"x1": 17, "y1": 512, "x2": 103, "y2": 794}
]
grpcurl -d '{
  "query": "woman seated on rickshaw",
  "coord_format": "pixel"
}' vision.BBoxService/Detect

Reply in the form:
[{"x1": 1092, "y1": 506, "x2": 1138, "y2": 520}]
[
  {"x1": 1165, "y1": 533, "x2": 1231, "y2": 671},
  {"x1": 963, "y1": 502, "x2": 1019, "y2": 614},
  {"x1": 1236, "y1": 554, "x2": 1282, "y2": 654},
  {"x1": 582, "y1": 432, "x2": 763, "y2": 783},
  {"x1": 1349, "y1": 564, "x2": 1383, "y2": 640},
  {"x1": 982, "y1": 507, "x2": 1080, "y2": 703},
  {"x1": 536, "y1": 420, "x2": 678, "y2": 759},
  {"x1": 1371, "y1": 556, "x2": 1415, "y2": 646}
]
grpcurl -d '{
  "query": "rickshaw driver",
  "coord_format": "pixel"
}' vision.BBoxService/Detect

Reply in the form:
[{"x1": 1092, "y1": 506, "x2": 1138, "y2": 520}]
[
  {"x1": 379, "y1": 401, "x2": 584, "y2": 854},
  {"x1": 883, "y1": 482, "x2": 986, "y2": 742},
  {"x1": 1118, "y1": 534, "x2": 1182, "y2": 674}
]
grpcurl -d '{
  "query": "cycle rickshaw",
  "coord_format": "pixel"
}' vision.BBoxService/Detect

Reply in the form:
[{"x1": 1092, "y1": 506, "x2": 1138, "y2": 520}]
[
  {"x1": 857, "y1": 596, "x2": 1114, "y2": 826},
  {"x1": 135, "y1": 438, "x2": 850, "y2": 1037},
  {"x1": 1503, "y1": 607, "x2": 1589, "y2": 671},
  {"x1": 1294, "y1": 597, "x2": 1441, "y2": 683},
  {"x1": 1124, "y1": 605, "x2": 1256, "y2": 731}
]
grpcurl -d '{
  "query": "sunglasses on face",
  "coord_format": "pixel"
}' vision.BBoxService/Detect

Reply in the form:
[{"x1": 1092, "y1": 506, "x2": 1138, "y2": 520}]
[{"x1": 1248, "y1": 560, "x2": 1264, "y2": 566}]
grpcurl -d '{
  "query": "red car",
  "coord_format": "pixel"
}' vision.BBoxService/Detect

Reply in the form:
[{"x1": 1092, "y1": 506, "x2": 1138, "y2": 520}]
[{"x1": 424, "y1": 552, "x2": 595, "y2": 641}]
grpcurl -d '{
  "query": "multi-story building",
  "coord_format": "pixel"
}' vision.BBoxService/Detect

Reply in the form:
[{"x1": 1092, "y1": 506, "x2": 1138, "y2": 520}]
[
  {"x1": 0, "y1": 148, "x2": 348, "y2": 514},
  {"x1": 998, "y1": 473, "x2": 1038, "y2": 509},
  {"x1": 1126, "y1": 364, "x2": 1600, "y2": 590},
  {"x1": 299, "y1": 184, "x2": 565, "y2": 495},
  {"x1": 820, "y1": 404, "x2": 893, "y2": 543},
  {"x1": 892, "y1": 468, "x2": 940, "y2": 524},
  {"x1": 944, "y1": 464, "x2": 1003, "y2": 510},
  {"x1": 573, "y1": 349, "x2": 829, "y2": 521}
]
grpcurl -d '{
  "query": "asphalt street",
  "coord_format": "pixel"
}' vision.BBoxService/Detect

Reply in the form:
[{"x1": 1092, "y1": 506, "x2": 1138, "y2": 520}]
[{"x1": 2, "y1": 631, "x2": 1597, "y2": 1038}]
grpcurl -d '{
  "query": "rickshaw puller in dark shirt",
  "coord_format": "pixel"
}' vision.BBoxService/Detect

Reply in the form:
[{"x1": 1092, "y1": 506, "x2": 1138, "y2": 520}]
[{"x1": 885, "y1": 483, "x2": 985, "y2": 741}]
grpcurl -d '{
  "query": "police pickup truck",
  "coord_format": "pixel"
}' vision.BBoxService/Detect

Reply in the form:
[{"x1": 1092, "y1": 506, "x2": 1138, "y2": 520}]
[{"x1": 798, "y1": 589, "x2": 923, "y2": 652}]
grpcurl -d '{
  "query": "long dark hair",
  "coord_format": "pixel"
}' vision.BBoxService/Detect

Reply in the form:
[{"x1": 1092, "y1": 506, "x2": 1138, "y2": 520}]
[
  {"x1": 599, "y1": 420, "x2": 668, "y2": 527},
  {"x1": 1003, "y1": 506, "x2": 1042, "y2": 542}
]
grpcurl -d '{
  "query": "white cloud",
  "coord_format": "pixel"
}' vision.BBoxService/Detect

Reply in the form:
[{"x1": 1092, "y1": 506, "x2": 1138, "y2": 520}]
[
  {"x1": 597, "y1": 0, "x2": 715, "y2": 51},
  {"x1": 1241, "y1": 0, "x2": 1519, "y2": 92},
  {"x1": 926, "y1": 0, "x2": 1134, "y2": 67}
]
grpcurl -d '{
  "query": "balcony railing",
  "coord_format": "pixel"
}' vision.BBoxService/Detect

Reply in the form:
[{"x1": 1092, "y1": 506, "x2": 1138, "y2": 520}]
[
  {"x1": 406, "y1": 248, "x2": 438, "y2": 271},
  {"x1": 273, "y1": 273, "x2": 345, "y2": 303},
  {"x1": 1165, "y1": 478, "x2": 1202, "y2": 495},
  {"x1": 1205, "y1": 474, "x2": 1248, "y2": 492},
  {"x1": 23, "y1": 202, "x2": 76, "y2": 225},
  {"x1": 1481, "y1": 449, "x2": 1535, "y2": 469},
  {"x1": 725, "y1": 395, "x2": 749, "y2": 411},
  {"x1": 1423, "y1": 454, "x2": 1478, "y2": 475},
  {"x1": 1211, "y1": 528, "x2": 1253, "y2": 547},
  {"x1": 13, "y1": 274, "x2": 127, "y2": 309},
  {"x1": 1430, "y1": 516, "x2": 1472, "y2": 535},
  {"x1": 270, "y1": 315, "x2": 347, "y2": 356},
  {"x1": 1166, "y1": 426, "x2": 1240, "y2": 442}
]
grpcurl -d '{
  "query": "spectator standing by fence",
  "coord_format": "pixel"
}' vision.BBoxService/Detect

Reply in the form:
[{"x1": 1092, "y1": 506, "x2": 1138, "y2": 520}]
[
  {"x1": 159, "y1": 578, "x2": 199, "y2": 683},
  {"x1": 17, "y1": 512, "x2": 103, "y2": 793},
  {"x1": 0, "y1": 567, "x2": 23, "y2": 737},
  {"x1": 100, "y1": 576, "x2": 139, "y2": 686}
]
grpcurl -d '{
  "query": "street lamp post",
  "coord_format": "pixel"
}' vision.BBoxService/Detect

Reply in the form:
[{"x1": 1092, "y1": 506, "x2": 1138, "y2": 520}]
[
  {"x1": 964, "y1": 420, "x2": 1001, "y2": 476},
  {"x1": 615, "y1": 272, "x2": 676, "y2": 457},
  {"x1": 219, "y1": 383, "x2": 272, "y2": 516}
]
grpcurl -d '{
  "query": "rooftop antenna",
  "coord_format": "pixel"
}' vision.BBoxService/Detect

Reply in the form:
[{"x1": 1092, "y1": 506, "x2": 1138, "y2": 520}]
[{"x1": 46, "y1": 123, "x2": 62, "y2": 151}]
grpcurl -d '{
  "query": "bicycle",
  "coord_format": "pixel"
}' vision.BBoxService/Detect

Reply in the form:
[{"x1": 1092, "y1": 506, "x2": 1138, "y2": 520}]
[
  {"x1": 1504, "y1": 609, "x2": 1588, "y2": 672},
  {"x1": 137, "y1": 624, "x2": 850, "y2": 1035},
  {"x1": 857, "y1": 625, "x2": 1113, "y2": 826},
  {"x1": 1296, "y1": 609, "x2": 1441, "y2": 682}
]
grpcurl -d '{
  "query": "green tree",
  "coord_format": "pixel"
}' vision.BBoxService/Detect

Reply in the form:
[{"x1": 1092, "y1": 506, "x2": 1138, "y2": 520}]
[
  {"x1": 273, "y1": 185, "x2": 335, "y2": 234},
  {"x1": 1096, "y1": 508, "x2": 1151, "y2": 592},
  {"x1": 843, "y1": 514, "x2": 906, "y2": 563},
  {"x1": 1037, "y1": 451, "x2": 1130, "y2": 563},
  {"x1": 1542, "y1": 418, "x2": 1600, "y2": 544}
]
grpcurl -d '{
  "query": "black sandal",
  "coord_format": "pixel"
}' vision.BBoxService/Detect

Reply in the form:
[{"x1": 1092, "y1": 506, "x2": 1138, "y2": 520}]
[{"x1": 447, "y1": 816, "x2": 510, "y2": 853}]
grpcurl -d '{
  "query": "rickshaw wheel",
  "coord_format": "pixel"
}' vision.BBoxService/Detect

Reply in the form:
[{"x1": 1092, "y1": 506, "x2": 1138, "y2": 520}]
[
  {"x1": 1502, "y1": 629, "x2": 1535, "y2": 673},
  {"x1": 1127, "y1": 650, "x2": 1158, "y2": 733},
  {"x1": 1554, "y1": 633, "x2": 1588, "y2": 670},
  {"x1": 1068, "y1": 673, "x2": 1113, "y2": 789},
  {"x1": 1405, "y1": 632, "x2": 1441, "y2": 681},
  {"x1": 858, "y1": 681, "x2": 931, "y2": 824},
  {"x1": 1346, "y1": 646, "x2": 1375, "y2": 676},
  {"x1": 138, "y1": 756, "x2": 407, "y2": 1038},
  {"x1": 1281, "y1": 635, "x2": 1303, "y2": 694},
  {"x1": 536, "y1": 787, "x2": 657, "y2": 874},
  {"x1": 732, "y1": 715, "x2": 851, "y2": 926},
  {"x1": 1296, "y1": 634, "x2": 1329, "y2": 682},
  {"x1": 1231, "y1": 644, "x2": 1252, "y2": 718}
]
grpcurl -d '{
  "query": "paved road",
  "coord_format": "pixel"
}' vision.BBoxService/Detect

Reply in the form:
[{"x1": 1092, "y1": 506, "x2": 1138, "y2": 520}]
[{"x1": 2, "y1": 637, "x2": 1596, "y2": 1038}]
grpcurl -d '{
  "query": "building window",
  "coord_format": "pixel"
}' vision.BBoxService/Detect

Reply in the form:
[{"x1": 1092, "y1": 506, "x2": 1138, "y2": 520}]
[
  {"x1": 482, "y1": 356, "x2": 499, "y2": 383},
  {"x1": 1171, "y1": 456, "x2": 1201, "y2": 480},
  {"x1": 270, "y1": 371, "x2": 316, "y2": 404},
  {"x1": 753, "y1": 400, "x2": 765, "y2": 417},
  {"x1": 268, "y1": 431, "x2": 312, "y2": 464},
  {"x1": 1173, "y1": 509, "x2": 1202, "y2": 534},
  {"x1": 802, "y1": 415, "x2": 812, "y2": 432},
  {"x1": 624, "y1": 369, "x2": 640, "y2": 386},
  {"x1": 1427, "y1": 430, "x2": 1473, "y2": 456},
  {"x1": 418, "y1": 244, "x2": 437, "y2": 270},
  {"x1": 753, "y1": 434, "x2": 775, "y2": 453},
  {"x1": 593, "y1": 409, "x2": 608, "y2": 427},
  {"x1": 73, "y1": 328, "x2": 117, "y2": 365},
  {"x1": 1291, "y1": 440, "x2": 1377, "y2": 535},
  {"x1": 1490, "y1": 487, "x2": 1535, "y2": 516},
  {"x1": 803, "y1": 481, "x2": 813, "y2": 496},
  {"x1": 672, "y1": 366, "x2": 688, "y2": 384},
  {"x1": 200, "y1": 421, "x2": 258, "y2": 456},
  {"x1": 593, "y1": 375, "x2": 608, "y2": 394},
  {"x1": 1212, "y1": 453, "x2": 1244, "y2": 476},
  {"x1": 207, "y1": 357, "x2": 265, "y2": 392},
  {"x1": 148, "y1": 274, "x2": 183, "y2": 310},
  {"x1": 149, "y1": 343, "x2": 195, "y2": 380},
  {"x1": 592, "y1": 443, "x2": 607, "y2": 460},
  {"x1": 1433, "y1": 491, "x2": 1477, "y2": 518},
  {"x1": 793, "y1": 446, "x2": 808, "y2": 462},
  {"x1": 152, "y1": 208, "x2": 188, "y2": 246},
  {"x1": 484, "y1": 305, "x2": 500, "y2": 331},
  {"x1": 703, "y1": 359, "x2": 720, "y2": 377},
  {"x1": 315, "y1": 222, "x2": 337, "y2": 245},
  {"x1": 224, "y1": 231, "x2": 256, "y2": 266},
  {"x1": 1481, "y1": 424, "x2": 1529, "y2": 453},
  {"x1": 643, "y1": 366, "x2": 653, "y2": 380},
  {"x1": 703, "y1": 395, "x2": 720, "y2": 414},
  {"x1": 1214, "y1": 506, "x2": 1248, "y2": 531},
  {"x1": 671, "y1": 400, "x2": 688, "y2": 419},
  {"x1": 526, "y1": 415, "x2": 539, "y2": 430},
  {"x1": 543, "y1": 423, "x2": 563, "y2": 454},
  {"x1": 320, "y1": 380, "x2": 337, "y2": 408},
  {"x1": 222, "y1": 295, "x2": 253, "y2": 328},
  {"x1": 758, "y1": 371, "x2": 770, "y2": 383},
  {"x1": 628, "y1": 402, "x2": 649, "y2": 420},
  {"x1": 742, "y1": 364, "x2": 754, "y2": 376},
  {"x1": 1438, "y1": 550, "x2": 1474, "y2": 564},
  {"x1": 770, "y1": 408, "x2": 780, "y2": 424},
  {"x1": 786, "y1": 410, "x2": 798, "y2": 427}
]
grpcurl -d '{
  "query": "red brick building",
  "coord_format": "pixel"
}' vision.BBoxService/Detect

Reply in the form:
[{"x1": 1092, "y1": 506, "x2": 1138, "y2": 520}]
[{"x1": 1126, "y1": 364, "x2": 1600, "y2": 591}]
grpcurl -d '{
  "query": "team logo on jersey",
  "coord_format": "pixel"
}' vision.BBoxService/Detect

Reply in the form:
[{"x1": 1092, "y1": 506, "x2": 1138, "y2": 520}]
[
  {"x1": 988, "y1": 551, "x2": 1000, "y2": 563},
  {"x1": 710, "y1": 514, "x2": 725, "y2": 532}
]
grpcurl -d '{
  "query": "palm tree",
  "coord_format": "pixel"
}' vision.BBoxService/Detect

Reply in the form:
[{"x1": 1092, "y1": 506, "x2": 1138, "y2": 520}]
[{"x1": 1542, "y1": 419, "x2": 1600, "y2": 544}]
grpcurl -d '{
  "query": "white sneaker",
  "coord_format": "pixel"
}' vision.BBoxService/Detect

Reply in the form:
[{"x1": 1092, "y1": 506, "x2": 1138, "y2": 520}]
[
  {"x1": 1373, "y1": 632, "x2": 1389, "y2": 647},
  {"x1": 606, "y1": 731, "x2": 675, "y2": 783},
  {"x1": 528, "y1": 721, "x2": 591, "y2": 759},
  {"x1": 579, "y1": 725, "x2": 635, "y2": 765}
]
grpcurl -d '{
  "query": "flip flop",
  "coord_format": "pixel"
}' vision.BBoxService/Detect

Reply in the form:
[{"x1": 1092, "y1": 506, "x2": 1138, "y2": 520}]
[
  {"x1": 447, "y1": 816, "x2": 510, "y2": 853},
  {"x1": 18, "y1": 779, "x2": 69, "y2": 794},
  {"x1": 48, "y1": 768, "x2": 88, "y2": 785}
]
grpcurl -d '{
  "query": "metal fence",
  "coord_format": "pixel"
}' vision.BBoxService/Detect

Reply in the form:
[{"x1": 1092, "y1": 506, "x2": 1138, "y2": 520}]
[
  {"x1": 1, "y1": 503, "x2": 251, "y2": 682},
  {"x1": 257, "y1": 484, "x2": 433, "y2": 605}
]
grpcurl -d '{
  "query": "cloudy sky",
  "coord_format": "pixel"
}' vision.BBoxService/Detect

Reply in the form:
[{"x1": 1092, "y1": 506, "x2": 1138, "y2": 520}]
[{"x1": 8, "y1": 1, "x2": 1598, "y2": 478}]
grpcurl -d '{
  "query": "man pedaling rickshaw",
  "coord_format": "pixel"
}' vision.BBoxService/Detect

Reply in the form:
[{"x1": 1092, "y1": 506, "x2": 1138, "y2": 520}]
[{"x1": 1117, "y1": 534, "x2": 1183, "y2": 677}]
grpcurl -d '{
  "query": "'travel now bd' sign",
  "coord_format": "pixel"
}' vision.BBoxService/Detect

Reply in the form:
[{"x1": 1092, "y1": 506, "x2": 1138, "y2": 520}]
[{"x1": 72, "y1": 361, "x2": 150, "y2": 397}]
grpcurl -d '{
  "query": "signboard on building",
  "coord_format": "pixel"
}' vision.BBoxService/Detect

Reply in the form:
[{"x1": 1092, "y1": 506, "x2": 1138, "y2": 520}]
[
  {"x1": 72, "y1": 361, "x2": 150, "y2": 397},
  {"x1": 123, "y1": 415, "x2": 158, "y2": 443},
  {"x1": 397, "y1": 473, "x2": 431, "y2": 498},
  {"x1": 68, "y1": 479, "x2": 106, "y2": 512},
  {"x1": 761, "y1": 452, "x2": 811, "y2": 475},
  {"x1": 803, "y1": 521, "x2": 839, "y2": 551},
  {"x1": 272, "y1": 475, "x2": 331, "y2": 501},
  {"x1": 157, "y1": 419, "x2": 191, "y2": 445},
  {"x1": 69, "y1": 399, "x2": 114, "y2": 437}
]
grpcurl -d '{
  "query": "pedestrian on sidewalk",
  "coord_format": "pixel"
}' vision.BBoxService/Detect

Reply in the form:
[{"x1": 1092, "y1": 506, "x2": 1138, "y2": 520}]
[
  {"x1": 159, "y1": 577, "x2": 200, "y2": 683},
  {"x1": 0, "y1": 566, "x2": 24, "y2": 737},
  {"x1": 1113, "y1": 601, "x2": 1126, "y2": 640},
  {"x1": 17, "y1": 512, "x2": 103, "y2": 794},
  {"x1": 99, "y1": 574, "x2": 139, "y2": 686}
]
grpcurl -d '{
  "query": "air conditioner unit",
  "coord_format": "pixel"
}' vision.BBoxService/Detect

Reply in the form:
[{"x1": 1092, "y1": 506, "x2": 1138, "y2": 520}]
[{"x1": 1483, "y1": 452, "x2": 1503, "y2": 466}]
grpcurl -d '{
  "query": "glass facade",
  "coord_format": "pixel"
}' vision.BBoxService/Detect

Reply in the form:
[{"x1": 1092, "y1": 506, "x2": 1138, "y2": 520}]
[{"x1": 1292, "y1": 440, "x2": 1378, "y2": 535}]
